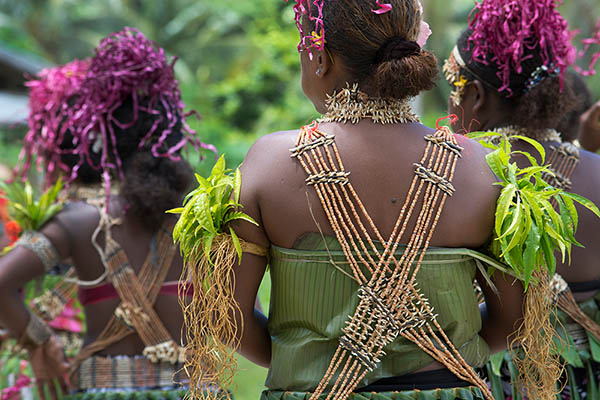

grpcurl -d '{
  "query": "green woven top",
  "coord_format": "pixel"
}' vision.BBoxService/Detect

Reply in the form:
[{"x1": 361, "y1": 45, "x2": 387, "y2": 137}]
[{"x1": 266, "y1": 233, "x2": 499, "y2": 391}]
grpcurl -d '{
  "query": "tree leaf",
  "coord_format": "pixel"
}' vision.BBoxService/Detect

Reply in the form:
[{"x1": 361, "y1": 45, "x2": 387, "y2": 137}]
[
  {"x1": 486, "y1": 151, "x2": 507, "y2": 182},
  {"x1": 489, "y1": 351, "x2": 506, "y2": 376},
  {"x1": 210, "y1": 154, "x2": 226, "y2": 179},
  {"x1": 229, "y1": 226, "x2": 243, "y2": 264},
  {"x1": 234, "y1": 167, "x2": 242, "y2": 203},
  {"x1": 561, "y1": 191, "x2": 600, "y2": 219},
  {"x1": 511, "y1": 134, "x2": 546, "y2": 163},
  {"x1": 223, "y1": 211, "x2": 258, "y2": 226},
  {"x1": 495, "y1": 185, "x2": 517, "y2": 237},
  {"x1": 202, "y1": 234, "x2": 215, "y2": 262}
]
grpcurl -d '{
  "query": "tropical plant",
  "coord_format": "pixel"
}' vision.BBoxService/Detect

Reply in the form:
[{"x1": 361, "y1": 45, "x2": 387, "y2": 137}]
[
  {"x1": 470, "y1": 132, "x2": 600, "y2": 400},
  {"x1": 168, "y1": 155, "x2": 257, "y2": 400},
  {"x1": 0, "y1": 177, "x2": 64, "y2": 232},
  {"x1": 170, "y1": 154, "x2": 257, "y2": 262},
  {"x1": 470, "y1": 133, "x2": 600, "y2": 290}
]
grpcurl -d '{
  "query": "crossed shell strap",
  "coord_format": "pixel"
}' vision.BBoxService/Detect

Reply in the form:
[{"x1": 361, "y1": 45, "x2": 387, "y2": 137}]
[
  {"x1": 291, "y1": 124, "x2": 493, "y2": 400},
  {"x1": 104, "y1": 233, "x2": 183, "y2": 364},
  {"x1": 73, "y1": 219, "x2": 182, "y2": 369},
  {"x1": 542, "y1": 142, "x2": 580, "y2": 191}
]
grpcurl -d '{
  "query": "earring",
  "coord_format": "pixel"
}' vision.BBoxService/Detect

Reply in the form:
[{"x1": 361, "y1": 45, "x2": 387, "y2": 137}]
[{"x1": 316, "y1": 66, "x2": 323, "y2": 76}]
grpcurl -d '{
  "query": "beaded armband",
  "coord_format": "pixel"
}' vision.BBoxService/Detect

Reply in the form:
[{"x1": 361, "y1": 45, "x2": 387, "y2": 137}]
[
  {"x1": 16, "y1": 231, "x2": 60, "y2": 272},
  {"x1": 20, "y1": 311, "x2": 53, "y2": 348}
]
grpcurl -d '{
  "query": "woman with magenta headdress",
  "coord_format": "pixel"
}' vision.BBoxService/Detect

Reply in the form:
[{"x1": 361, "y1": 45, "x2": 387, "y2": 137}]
[
  {"x1": 0, "y1": 27, "x2": 215, "y2": 399},
  {"x1": 443, "y1": 0, "x2": 600, "y2": 396}
]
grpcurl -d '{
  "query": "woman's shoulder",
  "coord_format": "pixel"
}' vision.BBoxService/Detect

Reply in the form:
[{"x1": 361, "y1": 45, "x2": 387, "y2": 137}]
[
  {"x1": 243, "y1": 130, "x2": 302, "y2": 168},
  {"x1": 249, "y1": 130, "x2": 300, "y2": 151},
  {"x1": 579, "y1": 146, "x2": 600, "y2": 165},
  {"x1": 51, "y1": 200, "x2": 101, "y2": 237}
]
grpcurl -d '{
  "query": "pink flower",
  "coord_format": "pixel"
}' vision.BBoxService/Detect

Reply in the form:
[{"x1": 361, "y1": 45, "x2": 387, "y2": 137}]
[
  {"x1": 371, "y1": 1, "x2": 392, "y2": 14},
  {"x1": 417, "y1": 1, "x2": 432, "y2": 48},
  {"x1": 1, "y1": 374, "x2": 32, "y2": 400}
]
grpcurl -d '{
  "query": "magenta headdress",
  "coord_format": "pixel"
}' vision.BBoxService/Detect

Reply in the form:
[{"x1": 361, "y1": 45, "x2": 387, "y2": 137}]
[
  {"x1": 287, "y1": 0, "x2": 431, "y2": 58},
  {"x1": 576, "y1": 20, "x2": 600, "y2": 77},
  {"x1": 287, "y1": 0, "x2": 326, "y2": 57},
  {"x1": 21, "y1": 27, "x2": 216, "y2": 193},
  {"x1": 466, "y1": 0, "x2": 577, "y2": 95},
  {"x1": 20, "y1": 59, "x2": 90, "y2": 183}
]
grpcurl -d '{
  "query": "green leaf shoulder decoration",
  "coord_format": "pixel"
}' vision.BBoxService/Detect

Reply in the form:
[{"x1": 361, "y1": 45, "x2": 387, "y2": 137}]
[
  {"x1": 0, "y1": 177, "x2": 65, "y2": 233},
  {"x1": 1, "y1": 178, "x2": 65, "y2": 256},
  {"x1": 469, "y1": 132, "x2": 600, "y2": 400},
  {"x1": 169, "y1": 155, "x2": 263, "y2": 400},
  {"x1": 468, "y1": 133, "x2": 600, "y2": 289},
  {"x1": 0, "y1": 178, "x2": 65, "y2": 293}
]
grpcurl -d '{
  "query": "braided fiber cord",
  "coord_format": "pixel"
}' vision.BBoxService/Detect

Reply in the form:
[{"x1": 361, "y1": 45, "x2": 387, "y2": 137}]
[
  {"x1": 70, "y1": 209, "x2": 178, "y2": 375},
  {"x1": 290, "y1": 124, "x2": 493, "y2": 400}
]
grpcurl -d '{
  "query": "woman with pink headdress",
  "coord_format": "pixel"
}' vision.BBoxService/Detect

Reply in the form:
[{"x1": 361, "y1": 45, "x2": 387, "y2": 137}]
[
  {"x1": 0, "y1": 28, "x2": 214, "y2": 399},
  {"x1": 444, "y1": 0, "x2": 600, "y2": 397}
]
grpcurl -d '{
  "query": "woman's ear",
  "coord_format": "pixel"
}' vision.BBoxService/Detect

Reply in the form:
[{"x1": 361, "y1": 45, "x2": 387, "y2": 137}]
[
  {"x1": 471, "y1": 80, "x2": 487, "y2": 115},
  {"x1": 461, "y1": 80, "x2": 491, "y2": 129},
  {"x1": 314, "y1": 48, "x2": 333, "y2": 78}
]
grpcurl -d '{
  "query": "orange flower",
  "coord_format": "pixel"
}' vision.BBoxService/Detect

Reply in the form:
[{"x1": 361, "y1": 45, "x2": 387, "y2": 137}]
[{"x1": 4, "y1": 220, "x2": 21, "y2": 244}]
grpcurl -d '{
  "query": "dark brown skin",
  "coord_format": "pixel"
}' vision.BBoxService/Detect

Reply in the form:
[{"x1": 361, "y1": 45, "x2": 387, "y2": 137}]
[
  {"x1": 579, "y1": 101, "x2": 600, "y2": 153},
  {"x1": 0, "y1": 195, "x2": 185, "y2": 397},
  {"x1": 232, "y1": 48, "x2": 525, "y2": 372},
  {"x1": 449, "y1": 80, "x2": 600, "y2": 302}
]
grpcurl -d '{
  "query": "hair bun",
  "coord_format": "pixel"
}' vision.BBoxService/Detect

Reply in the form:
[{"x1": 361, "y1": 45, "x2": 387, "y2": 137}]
[{"x1": 375, "y1": 37, "x2": 421, "y2": 64}]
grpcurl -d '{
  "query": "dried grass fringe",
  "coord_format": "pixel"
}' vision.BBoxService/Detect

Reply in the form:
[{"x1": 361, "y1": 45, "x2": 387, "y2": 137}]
[
  {"x1": 511, "y1": 270, "x2": 564, "y2": 400},
  {"x1": 179, "y1": 234, "x2": 241, "y2": 400},
  {"x1": 557, "y1": 289, "x2": 600, "y2": 341}
]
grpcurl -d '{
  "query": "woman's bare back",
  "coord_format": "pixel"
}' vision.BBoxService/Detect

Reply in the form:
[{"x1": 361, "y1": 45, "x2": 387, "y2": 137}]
[
  {"x1": 240, "y1": 121, "x2": 499, "y2": 251},
  {"x1": 50, "y1": 199, "x2": 184, "y2": 355}
]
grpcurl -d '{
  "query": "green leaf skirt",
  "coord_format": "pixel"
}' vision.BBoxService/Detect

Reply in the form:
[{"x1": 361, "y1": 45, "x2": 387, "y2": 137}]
[
  {"x1": 64, "y1": 389, "x2": 189, "y2": 400},
  {"x1": 261, "y1": 387, "x2": 486, "y2": 400}
]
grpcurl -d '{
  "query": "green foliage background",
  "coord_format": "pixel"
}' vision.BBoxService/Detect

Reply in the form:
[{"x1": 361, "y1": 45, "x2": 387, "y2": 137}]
[
  {"x1": 0, "y1": 0, "x2": 597, "y2": 175},
  {"x1": 0, "y1": 0, "x2": 598, "y2": 398}
]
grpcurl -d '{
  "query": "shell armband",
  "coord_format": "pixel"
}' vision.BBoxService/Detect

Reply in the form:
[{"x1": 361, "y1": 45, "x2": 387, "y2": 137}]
[{"x1": 16, "y1": 231, "x2": 60, "y2": 272}]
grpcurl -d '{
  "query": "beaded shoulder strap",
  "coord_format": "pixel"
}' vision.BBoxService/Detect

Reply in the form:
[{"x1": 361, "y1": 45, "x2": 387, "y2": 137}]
[
  {"x1": 71, "y1": 207, "x2": 180, "y2": 372},
  {"x1": 542, "y1": 142, "x2": 580, "y2": 191},
  {"x1": 291, "y1": 122, "x2": 493, "y2": 400}
]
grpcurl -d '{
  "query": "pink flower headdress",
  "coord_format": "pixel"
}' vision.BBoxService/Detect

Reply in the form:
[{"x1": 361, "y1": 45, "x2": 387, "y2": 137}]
[
  {"x1": 467, "y1": 0, "x2": 577, "y2": 94},
  {"x1": 20, "y1": 27, "x2": 216, "y2": 194},
  {"x1": 288, "y1": 0, "x2": 326, "y2": 58},
  {"x1": 20, "y1": 59, "x2": 89, "y2": 184},
  {"x1": 575, "y1": 19, "x2": 600, "y2": 77},
  {"x1": 416, "y1": 1, "x2": 432, "y2": 48},
  {"x1": 287, "y1": 0, "x2": 431, "y2": 58}
]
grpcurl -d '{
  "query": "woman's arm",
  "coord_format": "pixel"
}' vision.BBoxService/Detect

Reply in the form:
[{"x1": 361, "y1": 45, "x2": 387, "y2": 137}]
[
  {"x1": 232, "y1": 253, "x2": 270, "y2": 367},
  {"x1": 476, "y1": 270, "x2": 524, "y2": 354},
  {"x1": 0, "y1": 219, "x2": 72, "y2": 399},
  {"x1": 0, "y1": 220, "x2": 70, "y2": 338},
  {"x1": 230, "y1": 139, "x2": 273, "y2": 368}
]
